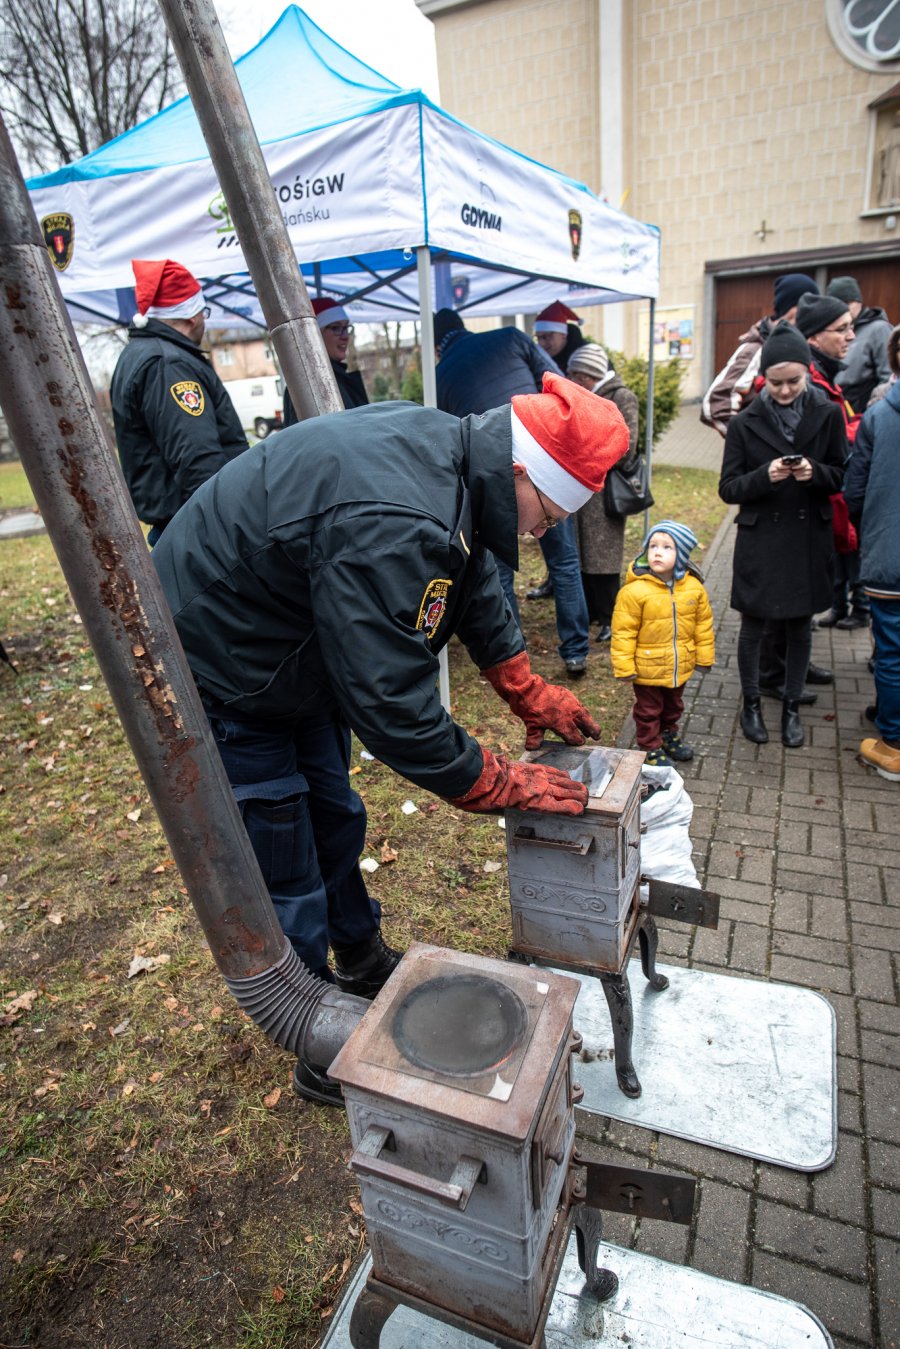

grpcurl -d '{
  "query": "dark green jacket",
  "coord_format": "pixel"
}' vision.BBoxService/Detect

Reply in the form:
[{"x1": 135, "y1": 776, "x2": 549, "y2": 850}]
[
  {"x1": 153, "y1": 401, "x2": 524, "y2": 797},
  {"x1": 110, "y1": 319, "x2": 248, "y2": 527}
]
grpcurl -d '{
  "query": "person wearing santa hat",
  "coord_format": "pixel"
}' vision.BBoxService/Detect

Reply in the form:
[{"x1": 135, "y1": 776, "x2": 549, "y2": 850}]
[
  {"x1": 153, "y1": 373, "x2": 628, "y2": 1103},
  {"x1": 110, "y1": 259, "x2": 249, "y2": 546},
  {"x1": 282, "y1": 297, "x2": 369, "y2": 426},
  {"x1": 533, "y1": 300, "x2": 586, "y2": 374}
]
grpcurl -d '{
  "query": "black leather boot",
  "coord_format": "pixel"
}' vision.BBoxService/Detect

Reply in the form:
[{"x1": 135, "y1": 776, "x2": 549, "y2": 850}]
[
  {"x1": 333, "y1": 931, "x2": 403, "y2": 999},
  {"x1": 782, "y1": 700, "x2": 804, "y2": 748},
  {"x1": 740, "y1": 697, "x2": 768, "y2": 744}
]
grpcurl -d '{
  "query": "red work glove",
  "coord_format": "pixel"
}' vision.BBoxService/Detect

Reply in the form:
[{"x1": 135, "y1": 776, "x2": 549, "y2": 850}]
[
  {"x1": 482, "y1": 651, "x2": 602, "y2": 751},
  {"x1": 448, "y1": 749, "x2": 588, "y2": 815}
]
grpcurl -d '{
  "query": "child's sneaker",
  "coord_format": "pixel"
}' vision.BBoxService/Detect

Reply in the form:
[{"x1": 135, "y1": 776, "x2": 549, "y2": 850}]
[
  {"x1": 662, "y1": 730, "x2": 694, "y2": 762},
  {"x1": 643, "y1": 746, "x2": 672, "y2": 767}
]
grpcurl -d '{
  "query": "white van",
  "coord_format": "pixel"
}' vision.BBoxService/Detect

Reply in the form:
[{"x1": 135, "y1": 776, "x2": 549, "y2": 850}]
[{"x1": 222, "y1": 375, "x2": 284, "y2": 439}]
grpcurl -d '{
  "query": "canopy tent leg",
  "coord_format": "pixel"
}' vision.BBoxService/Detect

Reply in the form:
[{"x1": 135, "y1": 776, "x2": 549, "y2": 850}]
[
  {"x1": 643, "y1": 296, "x2": 656, "y2": 538},
  {"x1": 416, "y1": 246, "x2": 450, "y2": 713}
]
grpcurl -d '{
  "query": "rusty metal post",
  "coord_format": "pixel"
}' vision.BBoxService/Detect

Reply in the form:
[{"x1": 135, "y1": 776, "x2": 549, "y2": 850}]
[
  {"x1": 0, "y1": 116, "x2": 365, "y2": 1065},
  {"x1": 157, "y1": 0, "x2": 343, "y2": 422}
]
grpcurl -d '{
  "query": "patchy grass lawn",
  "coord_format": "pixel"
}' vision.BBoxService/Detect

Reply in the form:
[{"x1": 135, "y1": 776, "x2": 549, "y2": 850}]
[
  {"x1": 0, "y1": 465, "x2": 726, "y2": 1348},
  {"x1": 0, "y1": 460, "x2": 37, "y2": 514}
]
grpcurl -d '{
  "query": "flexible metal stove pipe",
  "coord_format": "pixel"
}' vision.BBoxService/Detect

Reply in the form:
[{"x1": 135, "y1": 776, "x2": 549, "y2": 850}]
[{"x1": 0, "y1": 116, "x2": 366, "y2": 1072}]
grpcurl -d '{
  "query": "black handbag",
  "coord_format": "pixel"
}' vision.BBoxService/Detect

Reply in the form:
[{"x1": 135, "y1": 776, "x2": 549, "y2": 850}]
[{"x1": 603, "y1": 451, "x2": 654, "y2": 518}]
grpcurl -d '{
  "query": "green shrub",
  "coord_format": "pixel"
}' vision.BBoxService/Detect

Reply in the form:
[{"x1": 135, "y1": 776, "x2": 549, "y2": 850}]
[
  {"x1": 400, "y1": 352, "x2": 424, "y2": 405},
  {"x1": 607, "y1": 350, "x2": 685, "y2": 449},
  {"x1": 371, "y1": 372, "x2": 394, "y2": 402}
]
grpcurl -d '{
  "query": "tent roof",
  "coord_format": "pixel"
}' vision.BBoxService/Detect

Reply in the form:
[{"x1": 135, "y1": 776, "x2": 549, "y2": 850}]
[
  {"x1": 31, "y1": 7, "x2": 419, "y2": 183},
  {"x1": 28, "y1": 6, "x2": 660, "y2": 325}
]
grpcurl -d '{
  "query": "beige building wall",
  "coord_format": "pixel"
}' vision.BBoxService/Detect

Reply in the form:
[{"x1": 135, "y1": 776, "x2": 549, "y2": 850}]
[
  {"x1": 632, "y1": 0, "x2": 890, "y2": 394},
  {"x1": 431, "y1": 0, "x2": 600, "y2": 191},
  {"x1": 421, "y1": 0, "x2": 900, "y2": 396}
]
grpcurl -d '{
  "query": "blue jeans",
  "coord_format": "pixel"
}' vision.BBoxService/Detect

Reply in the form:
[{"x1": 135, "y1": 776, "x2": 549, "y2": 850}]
[
  {"x1": 870, "y1": 598, "x2": 900, "y2": 743},
  {"x1": 539, "y1": 517, "x2": 590, "y2": 662},
  {"x1": 207, "y1": 710, "x2": 380, "y2": 979}
]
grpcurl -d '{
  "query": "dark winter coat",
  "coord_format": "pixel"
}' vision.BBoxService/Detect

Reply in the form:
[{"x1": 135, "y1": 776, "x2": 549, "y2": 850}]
[
  {"x1": 153, "y1": 401, "x2": 524, "y2": 799},
  {"x1": 574, "y1": 375, "x2": 639, "y2": 575},
  {"x1": 809, "y1": 351, "x2": 860, "y2": 443},
  {"x1": 837, "y1": 306, "x2": 892, "y2": 414},
  {"x1": 110, "y1": 319, "x2": 248, "y2": 527},
  {"x1": 843, "y1": 380, "x2": 900, "y2": 595},
  {"x1": 719, "y1": 391, "x2": 847, "y2": 619},
  {"x1": 436, "y1": 328, "x2": 559, "y2": 416},
  {"x1": 282, "y1": 360, "x2": 368, "y2": 426}
]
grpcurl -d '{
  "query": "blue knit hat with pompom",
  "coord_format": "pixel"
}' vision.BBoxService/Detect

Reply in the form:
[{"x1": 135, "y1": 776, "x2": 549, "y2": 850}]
[{"x1": 636, "y1": 519, "x2": 698, "y2": 580}]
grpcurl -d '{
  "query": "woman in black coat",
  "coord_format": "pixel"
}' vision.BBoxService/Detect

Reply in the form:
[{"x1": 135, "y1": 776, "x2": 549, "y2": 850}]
[{"x1": 719, "y1": 323, "x2": 847, "y2": 748}]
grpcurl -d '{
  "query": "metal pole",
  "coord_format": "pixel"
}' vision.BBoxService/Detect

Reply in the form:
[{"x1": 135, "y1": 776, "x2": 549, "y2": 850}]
[
  {"x1": 416, "y1": 247, "x2": 450, "y2": 710},
  {"x1": 157, "y1": 0, "x2": 342, "y2": 421},
  {"x1": 0, "y1": 115, "x2": 365, "y2": 1064},
  {"x1": 643, "y1": 296, "x2": 656, "y2": 537}
]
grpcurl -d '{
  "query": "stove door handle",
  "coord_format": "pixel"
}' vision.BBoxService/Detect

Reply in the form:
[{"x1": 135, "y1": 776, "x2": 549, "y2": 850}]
[
  {"x1": 350, "y1": 1125, "x2": 486, "y2": 1211},
  {"x1": 511, "y1": 827, "x2": 594, "y2": 855}
]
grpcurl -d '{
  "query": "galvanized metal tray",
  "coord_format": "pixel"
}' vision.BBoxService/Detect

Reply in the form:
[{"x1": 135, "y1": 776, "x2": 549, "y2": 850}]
[
  {"x1": 320, "y1": 1234, "x2": 834, "y2": 1347},
  {"x1": 567, "y1": 961, "x2": 837, "y2": 1171}
]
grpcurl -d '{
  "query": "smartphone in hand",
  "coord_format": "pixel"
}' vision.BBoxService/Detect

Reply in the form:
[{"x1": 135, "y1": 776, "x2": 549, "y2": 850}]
[{"x1": 781, "y1": 454, "x2": 803, "y2": 467}]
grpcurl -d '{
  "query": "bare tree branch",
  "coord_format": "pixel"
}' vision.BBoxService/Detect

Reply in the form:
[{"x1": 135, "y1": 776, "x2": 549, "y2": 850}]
[{"x1": 0, "y1": 0, "x2": 181, "y2": 172}]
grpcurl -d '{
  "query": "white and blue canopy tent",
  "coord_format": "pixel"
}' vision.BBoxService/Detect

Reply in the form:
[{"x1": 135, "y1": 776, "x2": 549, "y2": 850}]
[{"x1": 27, "y1": 5, "x2": 659, "y2": 335}]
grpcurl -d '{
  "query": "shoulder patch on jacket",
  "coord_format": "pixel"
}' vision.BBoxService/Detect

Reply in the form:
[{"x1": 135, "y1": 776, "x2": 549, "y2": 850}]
[
  {"x1": 170, "y1": 380, "x2": 205, "y2": 417},
  {"x1": 417, "y1": 578, "x2": 451, "y2": 640}
]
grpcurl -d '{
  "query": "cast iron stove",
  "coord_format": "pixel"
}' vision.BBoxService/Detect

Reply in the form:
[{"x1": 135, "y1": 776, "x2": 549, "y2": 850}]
[
  {"x1": 330, "y1": 943, "x2": 694, "y2": 1348},
  {"x1": 506, "y1": 745, "x2": 719, "y2": 1098}
]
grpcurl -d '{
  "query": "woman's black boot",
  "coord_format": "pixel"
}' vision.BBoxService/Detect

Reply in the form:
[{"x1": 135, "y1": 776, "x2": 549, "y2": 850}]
[
  {"x1": 740, "y1": 697, "x2": 768, "y2": 744},
  {"x1": 782, "y1": 700, "x2": 804, "y2": 748}
]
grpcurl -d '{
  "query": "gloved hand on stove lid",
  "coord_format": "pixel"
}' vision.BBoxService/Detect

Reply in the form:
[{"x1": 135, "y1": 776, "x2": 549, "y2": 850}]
[
  {"x1": 481, "y1": 650, "x2": 601, "y2": 751},
  {"x1": 447, "y1": 748, "x2": 588, "y2": 815}
]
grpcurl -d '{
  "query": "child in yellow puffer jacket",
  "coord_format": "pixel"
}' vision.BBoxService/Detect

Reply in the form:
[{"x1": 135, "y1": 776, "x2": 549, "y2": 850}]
[{"x1": 611, "y1": 520, "x2": 715, "y2": 766}]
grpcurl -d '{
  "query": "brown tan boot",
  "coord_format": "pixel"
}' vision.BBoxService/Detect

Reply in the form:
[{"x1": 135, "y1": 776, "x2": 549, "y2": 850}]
[{"x1": 859, "y1": 738, "x2": 900, "y2": 781}]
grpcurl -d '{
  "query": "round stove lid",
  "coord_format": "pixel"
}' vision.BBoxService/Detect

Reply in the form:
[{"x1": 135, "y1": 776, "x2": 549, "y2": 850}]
[{"x1": 391, "y1": 974, "x2": 529, "y2": 1077}]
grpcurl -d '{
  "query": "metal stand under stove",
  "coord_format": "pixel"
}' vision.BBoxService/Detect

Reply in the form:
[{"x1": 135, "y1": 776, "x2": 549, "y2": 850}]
[
  {"x1": 329, "y1": 944, "x2": 694, "y2": 1349},
  {"x1": 505, "y1": 746, "x2": 719, "y2": 1099}
]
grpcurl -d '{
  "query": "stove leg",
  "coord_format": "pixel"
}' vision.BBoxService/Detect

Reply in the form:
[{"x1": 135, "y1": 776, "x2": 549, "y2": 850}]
[
  {"x1": 598, "y1": 970, "x2": 641, "y2": 1097},
  {"x1": 638, "y1": 913, "x2": 670, "y2": 991},
  {"x1": 572, "y1": 1203, "x2": 620, "y2": 1302},
  {"x1": 349, "y1": 1281, "x2": 396, "y2": 1348}
]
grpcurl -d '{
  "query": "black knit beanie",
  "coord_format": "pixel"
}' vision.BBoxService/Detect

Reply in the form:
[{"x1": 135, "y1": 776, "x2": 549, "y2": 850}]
[
  {"x1": 795, "y1": 294, "x2": 849, "y2": 339},
  {"x1": 773, "y1": 273, "x2": 818, "y2": 318},
  {"x1": 759, "y1": 321, "x2": 811, "y2": 373},
  {"x1": 433, "y1": 308, "x2": 466, "y2": 345}
]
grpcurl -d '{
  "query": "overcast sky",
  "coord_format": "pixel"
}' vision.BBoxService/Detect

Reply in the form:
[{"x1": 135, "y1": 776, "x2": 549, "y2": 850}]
[{"x1": 219, "y1": 0, "x2": 440, "y2": 100}]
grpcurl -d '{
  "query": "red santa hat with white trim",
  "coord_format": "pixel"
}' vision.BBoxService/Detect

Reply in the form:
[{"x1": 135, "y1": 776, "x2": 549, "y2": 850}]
[
  {"x1": 311, "y1": 296, "x2": 350, "y2": 328},
  {"x1": 131, "y1": 259, "x2": 205, "y2": 328},
  {"x1": 511, "y1": 372, "x2": 630, "y2": 513},
  {"x1": 533, "y1": 300, "x2": 583, "y2": 336}
]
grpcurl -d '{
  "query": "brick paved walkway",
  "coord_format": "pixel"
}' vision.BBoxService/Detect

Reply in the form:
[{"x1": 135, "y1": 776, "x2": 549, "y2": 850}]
[
  {"x1": 589, "y1": 501, "x2": 899, "y2": 1349},
  {"x1": 651, "y1": 399, "x2": 723, "y2": 471}
]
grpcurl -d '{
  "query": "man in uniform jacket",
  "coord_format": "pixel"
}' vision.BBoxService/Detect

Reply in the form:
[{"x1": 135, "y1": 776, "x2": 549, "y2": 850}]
[
  {"x1": 282, "y1": 297, "x2": 368, "y2": 425},
  {"x1": 153, "y1": 374, "x2": 629, "y2": 1102},
  {"x1": 434, "y1": 308, "x2": 592, "y2": 677},
  {"x1": 110, "y1": 258, "x2": 249, "y2": 546}
]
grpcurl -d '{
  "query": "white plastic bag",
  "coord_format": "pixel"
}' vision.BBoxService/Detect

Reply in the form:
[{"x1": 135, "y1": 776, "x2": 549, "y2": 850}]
[{"x1": 638, "y1": 764, "x2": 700, "y2": 893}]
